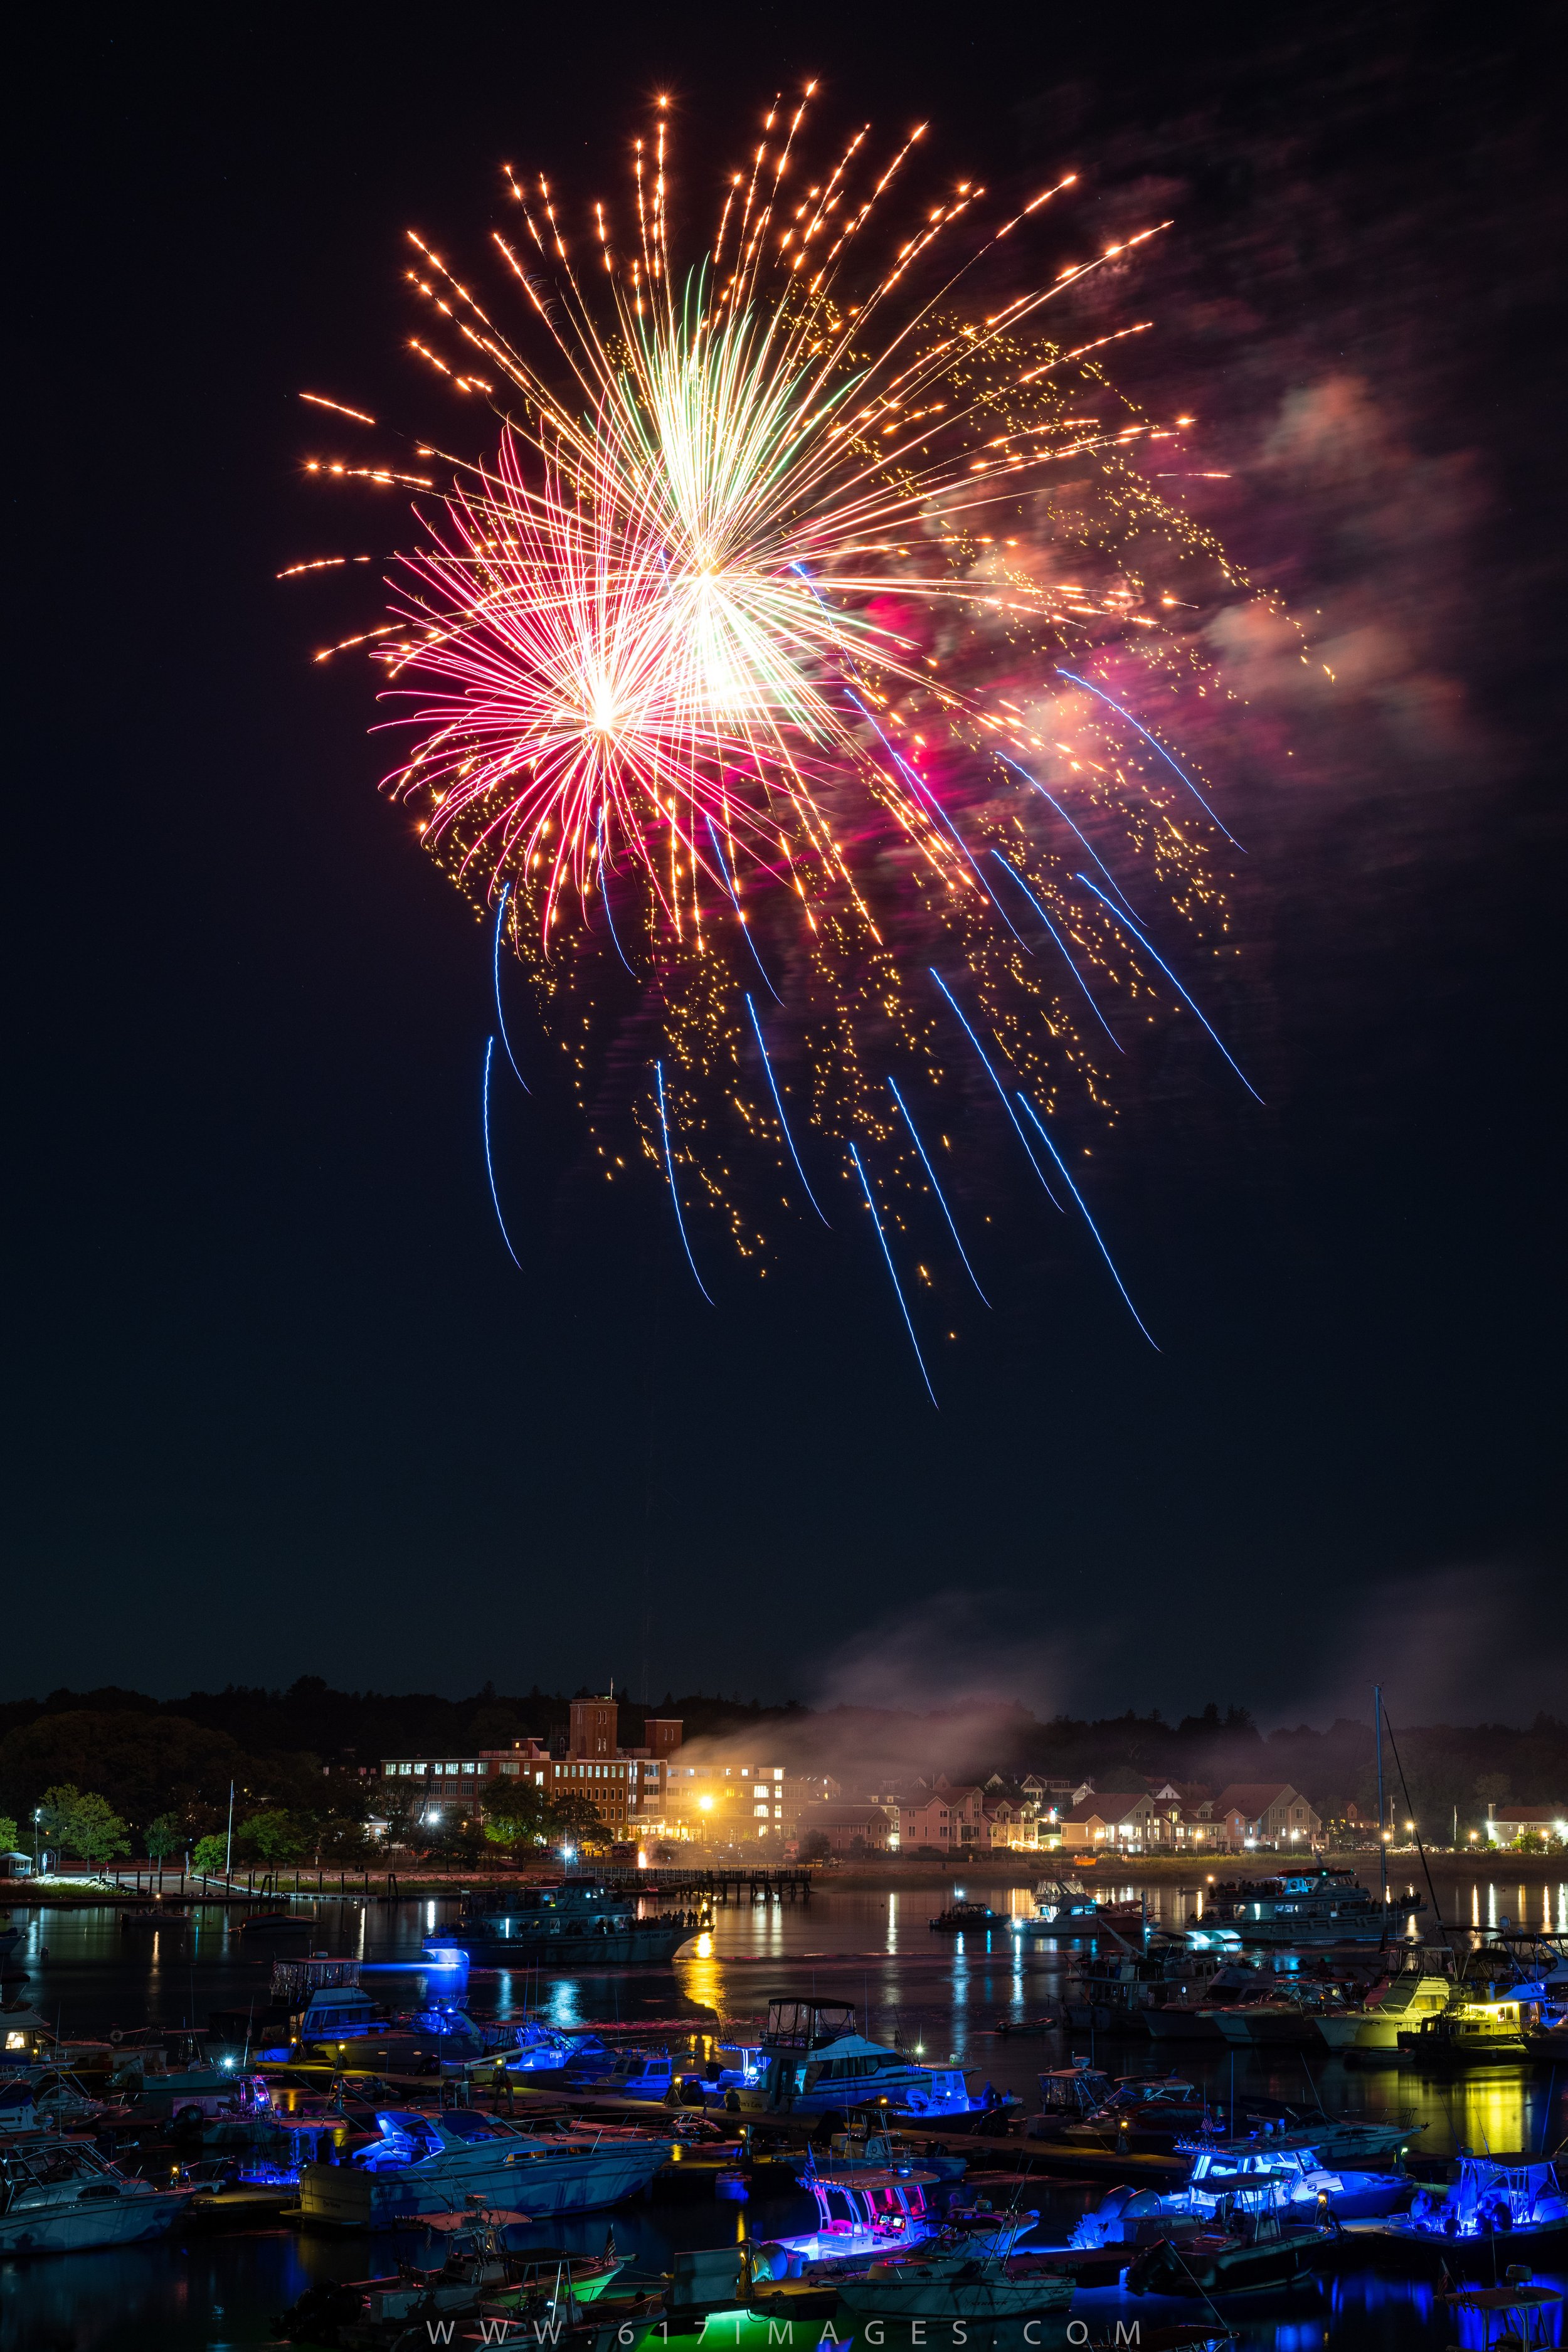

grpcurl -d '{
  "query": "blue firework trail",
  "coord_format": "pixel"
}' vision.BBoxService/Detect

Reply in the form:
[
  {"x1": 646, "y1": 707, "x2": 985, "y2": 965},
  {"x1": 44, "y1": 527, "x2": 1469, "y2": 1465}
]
[
  {"x1": 846, "y1": 690, "x2": 1032, "y2": 953},
  {"x1": 492, "y1": 886, "x2": 531, "y2": 1091},
  {"x1": 1074, "y1": 874, "x2": 1264, "y2": 1103},
  {"x1": 988, "y1": 850, "x2": 1124, "y2": 1052},
  {"x1": 849, "y1": 1141, "x2": 938, "y2": 1410},
  {"x1": 746, "y1": 994, "x2": 829, "y2": 1223},
  {"x1": 595, "y1": 813, "x2": 637, "y2": 977},
  {"x1": 928, "y1": 968, "x2": 1062, "y2": 1208},
  {"x1": 997, "y1": 753, "x2": 1143, "y2": 923},
  {"x1": 1054, "y1": 668, "x2": 1244, "y2": 850},
  {"x1": 887, "y1": 1076, "x2": 990, "y2": 1306},
  {"x1": 707, "y1": 817, "x2": 783, "y2": 1004},
  {"x1": 654, "y1": 1061, "x2": 716, "y2": 1304},
  {"x1": 480, "y1": 1037, "x2": 524, "y2": 1270},
  {"x1": 1015, "y1": 1093, "x2": 1159, "y2": 1348}
]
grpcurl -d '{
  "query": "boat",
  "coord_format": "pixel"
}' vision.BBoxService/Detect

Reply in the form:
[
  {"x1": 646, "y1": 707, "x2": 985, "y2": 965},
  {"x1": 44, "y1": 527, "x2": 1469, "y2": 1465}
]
[
  {"x1": 1212, "y1": 1985, "x2": 1355, "y2": 2048},
  {"x1": 929, "y1": 1902, "x2": 1005, "y2": 1932},
  {"x1": 1029, "y1": 2061, "x2": 1116, "y2": 2137},
  {"x1": 1436, "y1": 2279, "x2": 1564, "y2": 2350},
  {"x1": 298, "y1": 2107, "x2": 675, "y2": 2228},
  {"x1": 271, "y1": 1959, "x2": 546, "y2": 2073},
  {"x1": 1063, "y1": 1940, "x2": 1265, "y2": 2036},
  {"x1": 1124, "y1": 2190, "x2": 1337, "y2": 2296},
  {"x1": 1027, "y1": 1878, "x2": 1146, "y2": 1934},
  {"x1": 1191, "y1": 2107, "x2": 1423, "y2": 2169},
  {"x1": 1051, "y1": 2074, "x2": 1210, "y2": 2151},
  {"x1": 0, "y1": 2010, "x2": 115, "y2": 2074},
  {"x1": 562, "y1": 2046, "x2": 672, "y2": 2098},
  {"x1": 1200, "y1": 1865, "x2": 1424, "y2": 1945},
  {"x1": 734, "y1": 1997, "x2": 1007, "y2": 2131},
  {"x1": 754, "y1": 2159, "x2": 946, "y2": 2274},
  {"x1": 238, "y1": 1909, "x2": 311, "y2": 1936},
  {"x1": 118, "y1": 1907, "x2": 189, "y2": 1934},
  {"x1": 1145, "y1": 1964, "x2": 1273, "y2": 2042},
  {"x1": 1068, "y1": 2136, "x2": 1412, "y2": 2247},
  {"x1": 826, "y1": 2116, "x2": 970, "y2": 2182},
  {"x1": 497, "y1": 2020, "x2": 586, "y2": 2075},
  {"x1": 0, "y1": 2066, "x2": 113, "y2": 2136},
  {"x1": 277, "y1": 2210, "x2": 632, "y2": 2344},
  {"x1": 834, "y1": 2247, "x2": 1077, "y2": 2323},
  {"x1": 0, "y1": 2131, "x2": 195, "y2": 2254},
  {"x1": 1399, "y1": 1936, "x2": 1568, "y2": 2066},
  {"x1": 1350, "y1": 2153, "x2": 1568, "y2": 2277},
  {"x1": 1314, "y1": 1951, "x2": 1456, "y2": 2056},
  {"x1": 421, "y1": 1877, "x2": 704, "y2": 1968},
  {"x1": 105, "y1": 2026, "x2": 243, "y2": 2107}
]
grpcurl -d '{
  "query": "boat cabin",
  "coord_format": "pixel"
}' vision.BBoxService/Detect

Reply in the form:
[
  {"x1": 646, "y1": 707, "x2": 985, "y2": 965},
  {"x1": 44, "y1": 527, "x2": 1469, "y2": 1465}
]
[
  {"x1": 1037, "y1": 2063, "x2": 1113, "y2": 2119},
  {"x1": 1402, "y1": 2155, "x2": 1568, "y2": 2241}
]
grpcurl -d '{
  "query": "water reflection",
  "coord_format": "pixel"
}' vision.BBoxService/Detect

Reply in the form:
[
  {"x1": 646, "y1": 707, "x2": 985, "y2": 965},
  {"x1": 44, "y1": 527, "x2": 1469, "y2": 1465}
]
[{"x1": 3, "y1": 1879, "x2": 1564, "y2": 2350}]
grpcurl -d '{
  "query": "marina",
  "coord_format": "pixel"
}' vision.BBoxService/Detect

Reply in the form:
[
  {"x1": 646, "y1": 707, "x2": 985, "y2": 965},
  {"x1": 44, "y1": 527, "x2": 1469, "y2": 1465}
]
[{"x1": 0, "y1": 1863, "x2": 1561, "y2": 2348}]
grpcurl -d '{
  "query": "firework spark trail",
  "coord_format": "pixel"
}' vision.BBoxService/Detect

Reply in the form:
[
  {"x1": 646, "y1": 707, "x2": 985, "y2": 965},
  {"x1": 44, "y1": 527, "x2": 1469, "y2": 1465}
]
[
  {"x1": 997, "y1": 755, "x2": 1145, "y2": 924},
  {"x1": 1017, "y1": 1093, "x2": 1158, "y2": 1348},
  {"x1": 482, "y1": 1037, "x2": 524, "y2": 1269},
  {"x1": 988, "y1": 849, "x2": 1123, "y2": 1051},
  {"x1": 746, "y1": 994, "x2": 829, "y2": 1223},
  {"x1": 706, "y1": 816, "x2": 782, "y2": 1003},
  {"x1": 929, "y1": 969, "x2": 1062, "y2": 1208},
  {"x1": 305, "y1": 86, "x2": 1275, "y2": 1347},
  {"x1": 1074, "y1": 876, "x2": 1264, "y2": 1103},
  {"x1": 492, "y1": 884, "x2": 532, "y2": 1089},
  {"x1": 849, "y1": 1141, "x2": 938, "y2": 1409},
  {"x1": 1055, "y1": 667, "x2": 1244, "y2": 850},
  {"x1": 595, "y1": 812, "x2": 638, "y2": 977},
  {"x1": 654, "y1": 1059, "x2": 715, "y2": 1305},
  {"x1": 888, "y1": 1077, "x2": 990, "y2": 1306}
]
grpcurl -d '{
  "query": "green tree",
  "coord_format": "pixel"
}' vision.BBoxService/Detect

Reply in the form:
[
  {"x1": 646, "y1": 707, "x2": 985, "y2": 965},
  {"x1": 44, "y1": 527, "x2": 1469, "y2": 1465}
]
[
  {"x1": 144, "y1": 1813, "x2": 183, "y2": 1862},
  {"x1": 191, "y1": 1834, "x2": 228, "y2": 1875},
  {"x1": 548, "y1": 1791, "x2": 610, "y2": 1851},
  {"x1": 239, "y1": 1809, "x2": 306, "y2": 1865},
  {"x1": 0, "y1": 1814, "x2": 16, "y2": 1856},
  {"x1": 37, "y1": 1784, "x2": 129, "y2": 1868},
  {"x1": 72, "y1": 1794, "x2": 131, "y2": 1868},
  {"x1": 482, "y1": 1778, "x2": 556, "y2": 1850}
]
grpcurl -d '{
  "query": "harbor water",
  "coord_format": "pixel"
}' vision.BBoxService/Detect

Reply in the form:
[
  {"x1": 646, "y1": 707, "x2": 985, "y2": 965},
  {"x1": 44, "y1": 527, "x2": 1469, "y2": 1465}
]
[{"x1": 3, "y1": 1870, "x2": 1564, "y2": 2350}]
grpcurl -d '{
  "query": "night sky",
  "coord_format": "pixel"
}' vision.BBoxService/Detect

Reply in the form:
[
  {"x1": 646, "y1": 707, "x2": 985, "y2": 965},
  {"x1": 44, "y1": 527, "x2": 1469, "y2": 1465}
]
[{"x1": 12, "y1": 5, "x2": 1561, "y2": 1720}]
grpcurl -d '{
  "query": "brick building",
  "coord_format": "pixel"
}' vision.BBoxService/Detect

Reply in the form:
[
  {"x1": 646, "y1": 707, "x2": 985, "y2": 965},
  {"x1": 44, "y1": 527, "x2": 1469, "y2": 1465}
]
[{"x1": 379, "y1": 1698, "x2": 684, "y2": 1843}]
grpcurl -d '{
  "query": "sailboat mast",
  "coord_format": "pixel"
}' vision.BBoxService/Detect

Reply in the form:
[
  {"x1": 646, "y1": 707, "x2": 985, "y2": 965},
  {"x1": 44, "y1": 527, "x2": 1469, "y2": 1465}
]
[{"x1": 1373, "y1": 1683, "x2": 1388, "y2": 1916}]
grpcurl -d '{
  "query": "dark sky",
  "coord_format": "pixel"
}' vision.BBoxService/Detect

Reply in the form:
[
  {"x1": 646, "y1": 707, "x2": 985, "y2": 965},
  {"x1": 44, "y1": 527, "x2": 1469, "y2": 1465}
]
[{"x1": 11, "y1": 4, "x2": 1562, "y2": 1720}]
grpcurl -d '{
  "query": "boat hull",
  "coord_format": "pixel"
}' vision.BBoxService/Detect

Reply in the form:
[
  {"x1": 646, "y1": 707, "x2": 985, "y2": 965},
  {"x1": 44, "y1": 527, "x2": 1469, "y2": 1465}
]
[
  {"x1": 1213, "y1": 2011, "x2": 1321, "y2": 2047},
  {"x1": 0, "y1": 2188, "x2": 191, "y2": 2255},
  {"x1": 1145, "y1": 2008, "x2": 1223, "y2": 2042},
  {"x1": 834, "y1": 2269, "x2": 1075, "y2": 2319},
  {"x1": 299, "y1": 2139, "x2": 672, "y2": 2230},
  {"x1": 1348, "y1": 2215, "x2": 1568, "y2": 2278},
  {"x1": 1126, "y1": 2227, "x2": 1332, "y2": 2296}
]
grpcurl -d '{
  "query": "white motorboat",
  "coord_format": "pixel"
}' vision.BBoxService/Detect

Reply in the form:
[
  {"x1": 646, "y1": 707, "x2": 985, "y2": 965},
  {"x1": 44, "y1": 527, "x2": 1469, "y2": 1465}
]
[
  {"x1": 834, "y1": 2248, "x2": 1076, "y2": 2323},
  {"x1": 0, "y1": 2067, "x2": 111, "y2": 2135},
  {"x1": 0, "y1": 2131, "x2": 194, "y2": 2254},
  {"x1": 1069, "y1": 2134, "x2": 1412, "y2": 2249},
  {"x1": 1315, "y1": 1955, "x2": 1456, "y2": 2054},
  {"x1": 299, "y1": 2108, "x2": 675, "y2": 2230},
  {"x1": 755, "y1": 2161, "x2": 943, "y2": 2275},
  {"x1": 737, "y1": 1998, "x2": 999, "y2": 2127}
]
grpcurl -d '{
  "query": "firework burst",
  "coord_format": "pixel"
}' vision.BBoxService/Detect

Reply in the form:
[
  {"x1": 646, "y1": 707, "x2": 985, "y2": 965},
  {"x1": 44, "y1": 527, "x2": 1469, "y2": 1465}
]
[{"x1": 299, "y1": 88, "x2": 1271, "y2": 1393}]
